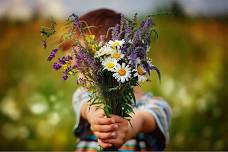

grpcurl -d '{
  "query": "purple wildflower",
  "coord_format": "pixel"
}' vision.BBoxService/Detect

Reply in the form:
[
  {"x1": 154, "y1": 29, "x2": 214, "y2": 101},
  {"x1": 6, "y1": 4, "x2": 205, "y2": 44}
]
[
  {"x1": 47, "y1": 48, "x2": 58, "y2": 61},
  {"x1": 75, "y1": 49, "x2": 100, "y2": 71},
  {"x1": 124, "y1": 22, "x2": 132, "y2": 42},
  {"x1": 52, "y1": 55, "x2": 73, "y2": 71},
  {"x1": 75, "y1": 49, "x2": 102, "y2": 82},
  {"x1": 53, "y1": 62, "x2": 61, "y2": 70},
  {"x1": 135, "y1": 30, "x2": 143, "y2": 41},
  {"x1": 120, "y1": 43, "x2": 130, "y2": 54},
  {"x1": 58, "y1": 55, "x2": 73, "y2": 64},
  {"x1": 141, "y1": 60, "x2": 160, "y2": 80},
  {"x1": 141, "y1": 17, "x2": 152, "y2": 30},
  {"x1": 117, "y1": 14, "x2": 126, "y2": 39},
  {"x1": 128, "y1": 46, "x2": 147, "y2": 66},
  {"x1": 112, "y1": 24, "x2": 120, "y2": 40},
  {"x1": 133, "y1": 17, "x2": 153, "y2": 44},
  {"x1": 62, "y1": 69, "x2": 69, "y2": 80},
  {"x1": 62, "y1": 75, "x2": 68, "y2": 80},
  {"x1": 69, "y1": 13, "x2": 82, "y2": 32}
]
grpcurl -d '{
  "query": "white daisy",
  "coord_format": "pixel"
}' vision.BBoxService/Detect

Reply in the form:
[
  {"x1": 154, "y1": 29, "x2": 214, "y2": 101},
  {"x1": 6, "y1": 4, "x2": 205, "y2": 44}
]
[
  {"x1": 133, "y1": 58, "x2": 147, "y2": 82},
  {"x1": 95, "y1": 45, "x2": 114, "y2": 57},
  {"x1": 113, "y1": 63, "x2": 131, "y2": 83},
  {"x1": 108, "y1": 40, "x2": 125, "y2": 50},
  {"x1": 111, "y1": 50, "x2": 124, "y2": 61},
  {"x1": 133, "y1": 65, "x2": 147, "y2": 82},
  {"x1": 102, "y1": 57, "x2": 118, "y2": 72}
]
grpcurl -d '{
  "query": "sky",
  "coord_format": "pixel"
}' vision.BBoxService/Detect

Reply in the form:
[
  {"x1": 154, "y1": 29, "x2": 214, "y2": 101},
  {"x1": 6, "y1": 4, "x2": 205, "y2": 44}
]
[{"x1": 0, "y1": 0, "x2": 227, "y2": 19}]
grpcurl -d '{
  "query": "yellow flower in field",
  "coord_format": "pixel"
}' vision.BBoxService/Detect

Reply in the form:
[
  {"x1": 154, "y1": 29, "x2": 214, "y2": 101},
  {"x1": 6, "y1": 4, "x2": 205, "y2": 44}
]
[
  {"x1": 113, "y1": 63, "x2": 131, "y2": 83},
  {"x1": 85, "y1": 34, "x2": 98, "y2": 53},
  {"x1": 62, "y1": 61, "x2": 71, "y2": 70},
  {"x1": 108, "y1": 40, "x2": 124, "y2": 49},
  {"x1": 102, "y1": 57, "x2": 118, "y2": 72},
  {"x1": 89, "y1": 44, "x2": 97, "y2": 53},
  {"x1": 85, "y1": 34, "x2": 95, "y2": 43}
]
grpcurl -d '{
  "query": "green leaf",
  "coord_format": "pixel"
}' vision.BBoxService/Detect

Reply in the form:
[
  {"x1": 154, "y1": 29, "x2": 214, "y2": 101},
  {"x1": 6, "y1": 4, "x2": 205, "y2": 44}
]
[{"x1": 104, "y1": 105, "x2": 111, "y2": 117}]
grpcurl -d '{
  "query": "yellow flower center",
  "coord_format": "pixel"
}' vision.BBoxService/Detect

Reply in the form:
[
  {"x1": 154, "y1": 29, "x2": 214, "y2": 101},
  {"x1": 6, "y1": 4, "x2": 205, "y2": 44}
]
[
  {"x1": 118, "y1": 68, "x2": 126, "y2": 76},
  {"x1": 112, "y1": 53, "x2": 121, "y2": 59},
  {"x1": 106, "y1": 63, "x2": 115, "y2": 69},
  {"x1": 137, "y1": 66, "x2": 145, "y2": 75}
]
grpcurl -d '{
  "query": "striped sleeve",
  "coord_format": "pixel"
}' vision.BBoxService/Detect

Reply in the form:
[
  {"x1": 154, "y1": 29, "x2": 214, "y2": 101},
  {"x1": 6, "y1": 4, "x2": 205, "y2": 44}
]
[
  {"x1": 72, "y1": 87, "x2": 91, "y2": 137},
  {"x1": 135, "y1": 93, "x2": 172, "y2": 150}
]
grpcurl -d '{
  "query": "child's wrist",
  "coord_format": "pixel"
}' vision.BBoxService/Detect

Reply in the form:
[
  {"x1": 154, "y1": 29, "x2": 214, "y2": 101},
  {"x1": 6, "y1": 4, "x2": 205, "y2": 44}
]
[{"x1": 134, "y1": 111, "x2": 145, "y2": 133}]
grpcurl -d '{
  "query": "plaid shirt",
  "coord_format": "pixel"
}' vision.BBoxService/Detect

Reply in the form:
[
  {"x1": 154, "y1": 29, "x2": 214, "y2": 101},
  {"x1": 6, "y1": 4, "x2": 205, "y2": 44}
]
[{"x1": 72, "y1": 87, "x2": 171, "y2": 151}]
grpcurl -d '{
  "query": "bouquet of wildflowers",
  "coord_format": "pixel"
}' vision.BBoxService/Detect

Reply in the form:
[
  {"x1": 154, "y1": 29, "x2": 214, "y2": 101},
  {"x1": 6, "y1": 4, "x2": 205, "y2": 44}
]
[{"x1": 40, "y1": 14, "x2": 160, "y2": 121}]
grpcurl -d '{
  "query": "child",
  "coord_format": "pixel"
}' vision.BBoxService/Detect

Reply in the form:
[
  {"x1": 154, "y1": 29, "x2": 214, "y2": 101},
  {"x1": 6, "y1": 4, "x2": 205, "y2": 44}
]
[{"x1": 72, "y1": 9, "x2": 171, "y2": 151}]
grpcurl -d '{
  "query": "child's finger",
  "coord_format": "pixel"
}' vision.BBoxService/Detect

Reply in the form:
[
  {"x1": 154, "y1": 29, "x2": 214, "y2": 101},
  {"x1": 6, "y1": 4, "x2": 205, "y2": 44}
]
[
  {"x1": 98, "y1": 139, "x2": 112, "y2": 148},
  {"x1": 92, "y1": 124, "x2": 118, "y2": 132},
  {"x1": 100, "y1": 138, "x2": 122, "y2": 146},
  {"x1": 110, "y1": 114, "x2": 124, "y2": 123},
  {"x1": 94, "y1": 131, "x2": 117, "y2": 140},
  {"x1": 96, "y1": 117, "x2": 116, "y2": 125}
]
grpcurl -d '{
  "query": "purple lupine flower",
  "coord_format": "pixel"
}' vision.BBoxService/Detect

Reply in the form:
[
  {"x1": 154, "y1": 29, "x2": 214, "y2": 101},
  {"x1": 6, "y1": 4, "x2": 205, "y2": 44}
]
[
  {"x1": 58, "y1": 55, "x2": 73, "y2": 64},
  {"x1": 47, "y1": 48, "x2": 58, "y2": 61},
  {"x1": 112, "y1": 24, "x2": 120, "y2": 40},
  {"x1": 58, "y1": 57, "x2": 66, "y2": 64},
  {"x1": 75, "y1": 49, "x2": 100, "y2": 71},
  {"x1": 69, "y1": 13, "x2": 82, "y2": 32},
  {"x1": 124, "y1": 13, "x2": 137, "y2": 42},
  {"x1": 141, "y1": 60, "x2": 160, "y2": 80},
  {"x1": 117, "y1": 14, "x2": 126, "y2": 39},
  {"x1": 75, "y1": 48, "x2": 101, "y2": 82},
  {"x1": 120, "y1": 43, "x2": 130, "y2": 54},
  {"x1": 53, "y1": 62, "x2": 61, "y2": 70},
  {"x1": 140, "y1": 17, "x2": 152, "y2": 31},
  {"x1": 120, "y1": 14, "x2": 125, "y2": 27},
  {"x1": 52, "y1": 55, "x2": 73, "y2": 71},
  {"x1": 135, "y1": 30, "x2": 143, "y2": 41},
  {"x1": 62, "y1": 64, "x2": 76, "y2": 80},
  {"x1": 124, "y1": 21, "x2": 133, "y2": 42},
  {"x1": 136, "y1": 46, "x2": 147, "y2": 57},
  {"x1": 63, "y1": 68, "x2": 70, "y2": 79},
  {"x1": 143, "y1": 33, "x2": 151, "y2": 46},
  {"x1": 62, "y1": 75, "x2": 68, "y2": 80},
  {"x1": 128, "y1": 46, "x2": 147, "y2": 66},
  {"x1": 132, "y1": 17, "x2": 153, "y2": 46}
]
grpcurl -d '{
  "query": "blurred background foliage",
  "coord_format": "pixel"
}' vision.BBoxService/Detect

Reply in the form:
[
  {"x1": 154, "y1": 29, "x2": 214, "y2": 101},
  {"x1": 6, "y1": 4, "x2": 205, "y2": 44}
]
[{"x1": 0, "y1": 0, "x2": 228, "y2": 150}]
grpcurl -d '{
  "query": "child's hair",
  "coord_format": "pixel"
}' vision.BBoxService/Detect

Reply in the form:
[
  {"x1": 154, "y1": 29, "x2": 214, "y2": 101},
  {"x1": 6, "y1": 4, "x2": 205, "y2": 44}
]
[
  {"x1": 59, "y1": 9, "x2": 121, "y2": 51},
  {"x1": 80, "y1": 8, "x2": 121, "y2": 40}
]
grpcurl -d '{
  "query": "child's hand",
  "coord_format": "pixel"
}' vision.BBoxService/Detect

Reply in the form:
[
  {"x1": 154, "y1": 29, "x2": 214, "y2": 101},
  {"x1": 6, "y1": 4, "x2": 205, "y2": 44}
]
[
  {"x1": 85, "y1": 106, "x2": 119, "y2": 148},
  {"x1": 98, "y1": 115, "x2": 129, "y2": 148}
]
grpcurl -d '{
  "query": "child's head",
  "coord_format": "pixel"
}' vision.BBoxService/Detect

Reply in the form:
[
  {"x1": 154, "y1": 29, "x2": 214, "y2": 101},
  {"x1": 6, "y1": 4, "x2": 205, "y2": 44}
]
[
  {"x1": 80, "y1": 8, "x2": 121, "y2": 41},
  {"x1": 59, "y1": 9, "x2": 121, "y2": 51}
]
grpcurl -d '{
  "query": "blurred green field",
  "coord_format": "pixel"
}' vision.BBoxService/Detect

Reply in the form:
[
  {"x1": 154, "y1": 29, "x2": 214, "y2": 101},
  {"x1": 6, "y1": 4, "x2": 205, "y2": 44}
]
[{"x1": 0, "y1": 16, "x2": 228, "y2": 150}]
